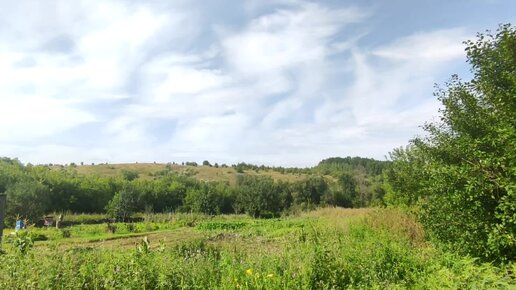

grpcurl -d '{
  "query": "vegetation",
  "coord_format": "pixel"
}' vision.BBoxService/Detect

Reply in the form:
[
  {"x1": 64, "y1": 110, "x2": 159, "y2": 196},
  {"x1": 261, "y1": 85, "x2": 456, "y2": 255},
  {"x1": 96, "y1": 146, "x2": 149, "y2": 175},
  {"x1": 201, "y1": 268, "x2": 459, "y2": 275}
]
[
  {"x1": 3, "y1": 179, "x2": 50, "y2": 225},
  {"x1": 385, "y1": 24, "x2": 515, "y2": 262},
  {"x1": 0, "y1": 24, "x2": 514, "y2": 288},
  {"x1": 0, "y1": 155, "x2": 386, "y2": 225},
  {"x1": 1, "y1": 208, "x2": 513, "y2": 289}
]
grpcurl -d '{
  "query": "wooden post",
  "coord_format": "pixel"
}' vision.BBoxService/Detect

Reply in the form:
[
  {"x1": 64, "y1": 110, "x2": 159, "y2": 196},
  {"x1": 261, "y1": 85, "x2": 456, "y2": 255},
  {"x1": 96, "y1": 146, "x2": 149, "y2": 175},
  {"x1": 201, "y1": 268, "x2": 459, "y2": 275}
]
[
  {"x1": 0, "y1": 194, "x2": 6, "y2": 247},
  {"x1": 56, "y1": 213, "x2": 63, "y2": 229}
]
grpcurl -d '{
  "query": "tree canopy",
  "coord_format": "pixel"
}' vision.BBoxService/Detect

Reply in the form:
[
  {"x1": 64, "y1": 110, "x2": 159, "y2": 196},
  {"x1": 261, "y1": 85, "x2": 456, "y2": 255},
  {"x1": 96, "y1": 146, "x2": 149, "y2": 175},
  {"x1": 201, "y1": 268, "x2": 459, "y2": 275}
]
[{"x1": 386, "y1": 24, "x2": 515, "y2": 262}]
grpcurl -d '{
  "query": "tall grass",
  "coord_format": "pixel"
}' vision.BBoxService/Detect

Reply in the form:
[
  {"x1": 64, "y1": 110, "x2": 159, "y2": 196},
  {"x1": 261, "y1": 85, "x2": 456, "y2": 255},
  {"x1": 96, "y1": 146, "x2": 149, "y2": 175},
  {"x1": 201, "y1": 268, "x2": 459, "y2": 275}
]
[{"x1": 0, "y1": 208, "x2": 513, "y2": 289}]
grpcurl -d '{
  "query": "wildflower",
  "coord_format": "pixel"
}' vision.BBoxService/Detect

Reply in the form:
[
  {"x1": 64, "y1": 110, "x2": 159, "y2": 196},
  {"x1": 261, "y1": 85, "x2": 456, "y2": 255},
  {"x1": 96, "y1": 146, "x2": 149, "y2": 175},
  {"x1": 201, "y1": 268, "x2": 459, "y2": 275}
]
[{"x1": 246, "y1": 268, "x2": 253, "y2": 275}]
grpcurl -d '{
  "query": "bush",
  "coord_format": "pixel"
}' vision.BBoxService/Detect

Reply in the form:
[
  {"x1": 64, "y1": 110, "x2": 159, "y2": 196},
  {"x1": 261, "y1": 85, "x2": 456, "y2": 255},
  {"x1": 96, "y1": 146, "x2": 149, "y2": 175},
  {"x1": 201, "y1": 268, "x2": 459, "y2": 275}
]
[
  {"x1": 121, "y1": 169, "x2": 139, "y2": 181},
  {"x1": 60, "y1": 229, "x2": 71, "y2": 238},
  {"x1": 387, "y1": 24, "x2": 516, "y2": 262},
  {"x1": 4, "y1": 180, "x2": 50, "y2": 225},
  {"x1": 105, "y1": 189, "x2": 138, "y2": 222},
  {"x1": 8, "y1": 230, "x2": 34, "y2": 255}
]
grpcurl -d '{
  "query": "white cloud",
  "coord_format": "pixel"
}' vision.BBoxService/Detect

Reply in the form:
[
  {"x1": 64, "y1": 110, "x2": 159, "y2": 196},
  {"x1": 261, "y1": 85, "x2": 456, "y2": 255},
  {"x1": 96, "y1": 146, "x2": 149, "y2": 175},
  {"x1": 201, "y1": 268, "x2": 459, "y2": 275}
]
[
  {"x1": 223, "y1": 3, "x2": 367, "y2": 76},
  {"x1": 75, "y1": 3, "x2": 176, "y2": 91},
  {"x1": 372, "y1": 28, "x2": 467, "y2": 62},
  {"x1": 0, "y1": 0, "x2": 197, "y2": 142},
  {"x1": 143, "y1": 64, "x2": 230, "y2": 102},
  {"x1": 0, "y1": 96, "x2": 95, "y2": 141},
  {"x1": 309, "y1": 29, "x2": 468, "y2": 162},
  {"x1": 0, "y1": 0, "x2": 477, "y2": 166}
]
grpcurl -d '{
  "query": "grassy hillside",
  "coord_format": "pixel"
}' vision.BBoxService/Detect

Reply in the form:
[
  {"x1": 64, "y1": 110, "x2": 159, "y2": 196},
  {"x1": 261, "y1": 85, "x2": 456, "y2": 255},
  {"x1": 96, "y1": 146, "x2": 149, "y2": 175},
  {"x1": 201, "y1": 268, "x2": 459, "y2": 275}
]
[{"x1": 64, "y1": 163, "x2": 312, "y2": 185}]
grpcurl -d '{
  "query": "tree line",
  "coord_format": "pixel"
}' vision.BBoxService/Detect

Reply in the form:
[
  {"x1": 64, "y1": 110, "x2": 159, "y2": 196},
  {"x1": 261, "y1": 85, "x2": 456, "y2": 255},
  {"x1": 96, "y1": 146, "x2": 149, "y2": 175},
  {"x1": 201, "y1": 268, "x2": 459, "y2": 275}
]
[{"x1": 0, "y1": 156, "x2": 387, "y2": 225}]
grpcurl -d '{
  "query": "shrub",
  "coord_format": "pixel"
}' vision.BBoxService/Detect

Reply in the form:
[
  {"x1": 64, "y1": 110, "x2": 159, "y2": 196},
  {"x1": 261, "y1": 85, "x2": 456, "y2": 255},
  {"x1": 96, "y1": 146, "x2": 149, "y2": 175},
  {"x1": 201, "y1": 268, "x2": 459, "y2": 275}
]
[{"x1": 386, "y1": 24, "x2": 516, "y2": 262}]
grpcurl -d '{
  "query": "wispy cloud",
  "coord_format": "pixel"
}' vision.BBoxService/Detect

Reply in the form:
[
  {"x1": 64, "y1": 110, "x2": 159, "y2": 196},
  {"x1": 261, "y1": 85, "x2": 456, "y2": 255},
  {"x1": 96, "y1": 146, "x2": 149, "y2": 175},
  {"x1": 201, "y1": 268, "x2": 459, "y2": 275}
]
[
  {"x1": 0, "y1": 96, "x2": 95, "y2": 141},
  {"x1": 0, "y1": 0, "x2": 485, "y2": 166},
  {"x1": 372, "y1": 28, "x2": 467, "y2": 62},
  {"x1": 223, "y1": 3, "x2": 367, "y2": 76}
]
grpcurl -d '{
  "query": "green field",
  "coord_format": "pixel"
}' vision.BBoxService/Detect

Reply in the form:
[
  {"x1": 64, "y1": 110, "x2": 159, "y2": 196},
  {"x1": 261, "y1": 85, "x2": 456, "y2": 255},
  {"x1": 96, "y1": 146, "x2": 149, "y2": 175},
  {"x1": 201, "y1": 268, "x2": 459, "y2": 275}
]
[{"x1": 1, "y1": 208, "x2": 513, "y2": 289}]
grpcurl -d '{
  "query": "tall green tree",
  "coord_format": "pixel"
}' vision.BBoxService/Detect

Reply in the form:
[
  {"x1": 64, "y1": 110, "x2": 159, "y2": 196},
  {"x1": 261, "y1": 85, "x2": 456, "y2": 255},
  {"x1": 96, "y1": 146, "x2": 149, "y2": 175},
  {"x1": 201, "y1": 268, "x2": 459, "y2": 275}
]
[
  {"x1": 387, "y1": 24, "x2": 515, "y2": 262},
  {"x1": 4, "y1": 179, "x2": 50, "y2": 225},
  {"x1": 292, "y1": 176, "x2": 329, "y2": 209},
  {"x1": 105, "y1": 188, "x2": 139, "y2": 221},
  {"x1": 183, "y1": 183, "x2": 223, "y2": 215},
  {"x1": 235, "y1": 175, "x2": 282, "y2": 217}
]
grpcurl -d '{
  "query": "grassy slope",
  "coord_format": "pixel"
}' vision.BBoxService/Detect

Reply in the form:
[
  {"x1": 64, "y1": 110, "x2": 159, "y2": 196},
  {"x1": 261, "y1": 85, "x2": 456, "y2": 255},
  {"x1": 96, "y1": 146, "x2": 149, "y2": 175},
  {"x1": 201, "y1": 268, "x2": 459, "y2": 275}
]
[{"x1": 64, "y1": 163, "x2": 311, "y2": 185}]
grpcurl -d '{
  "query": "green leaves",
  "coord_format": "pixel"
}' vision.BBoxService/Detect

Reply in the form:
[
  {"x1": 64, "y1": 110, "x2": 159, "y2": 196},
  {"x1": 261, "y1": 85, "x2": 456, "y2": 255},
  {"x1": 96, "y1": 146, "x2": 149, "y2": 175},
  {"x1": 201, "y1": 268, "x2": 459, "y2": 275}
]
[
  {"x1": 387, "y1": 24, "x2": 516, "y2": 262},
  {"x1": 4, "y1": 179, "x2": 50, "y2": 225},
  {"x1": 105, "y1": 188, "x2": 138, "y2": 221},
  {"x1": 9, "y1": 230, "x2": 34, "y2": 255}
]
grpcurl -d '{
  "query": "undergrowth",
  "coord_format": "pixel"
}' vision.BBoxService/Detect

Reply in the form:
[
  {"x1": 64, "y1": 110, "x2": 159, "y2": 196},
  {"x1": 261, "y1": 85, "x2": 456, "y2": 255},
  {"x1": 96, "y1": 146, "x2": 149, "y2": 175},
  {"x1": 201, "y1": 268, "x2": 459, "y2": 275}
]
[{"x1": 0, "y1": 208, "x2": 513, "y2": 289}]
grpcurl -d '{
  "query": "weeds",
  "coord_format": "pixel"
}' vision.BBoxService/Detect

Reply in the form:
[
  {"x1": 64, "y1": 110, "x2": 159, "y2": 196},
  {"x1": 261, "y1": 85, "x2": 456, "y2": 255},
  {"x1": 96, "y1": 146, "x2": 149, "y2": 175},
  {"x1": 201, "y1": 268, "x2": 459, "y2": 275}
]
[
  {"x1": 8, "y1": 230, "x2": 34, "y2": 255},
  {"x1": 0, "y1": 208, "x2": 513, "y2": 289}
]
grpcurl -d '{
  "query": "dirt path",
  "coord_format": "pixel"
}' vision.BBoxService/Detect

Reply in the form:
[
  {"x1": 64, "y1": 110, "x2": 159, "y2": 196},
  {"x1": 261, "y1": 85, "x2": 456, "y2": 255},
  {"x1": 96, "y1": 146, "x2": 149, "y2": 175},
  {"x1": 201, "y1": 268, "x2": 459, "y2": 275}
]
[{"x1": 41, "y1": 227, "x2": 205, "y2": 251}]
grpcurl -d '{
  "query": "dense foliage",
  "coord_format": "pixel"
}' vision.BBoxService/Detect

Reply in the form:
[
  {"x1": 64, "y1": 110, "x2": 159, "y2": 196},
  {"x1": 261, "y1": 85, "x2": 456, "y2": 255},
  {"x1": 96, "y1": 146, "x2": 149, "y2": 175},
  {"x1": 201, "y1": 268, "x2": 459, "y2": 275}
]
[
  {"x1": 317, "y1": 156, "x2": 388, "y2": 176},
  {"x1": 0, "y1": 209, "x2": 513, "y2": 289},
  {"x1": 0, "y1": 155, "x2": 387, "y2": 225},
  {"x1": 386, "y1": 24, "x2": 515, "y2": 262}
]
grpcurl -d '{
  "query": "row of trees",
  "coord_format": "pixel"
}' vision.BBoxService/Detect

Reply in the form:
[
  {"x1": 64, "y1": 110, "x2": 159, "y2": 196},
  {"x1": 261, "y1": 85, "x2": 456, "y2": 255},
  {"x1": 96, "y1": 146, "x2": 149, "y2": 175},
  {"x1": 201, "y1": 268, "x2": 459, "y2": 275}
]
[
  {"x1": 317, "y1": 157, "x2": 388, "y2": 176},
  {"x1": 229, "y1": 157, "x2": 388, "y2": 176},
  {"x1": 0, "y1": 156, "x2": 386, "y2": 225},
  {"x1": 385, "y1": 24, "x2": 515, "y2": 262}
]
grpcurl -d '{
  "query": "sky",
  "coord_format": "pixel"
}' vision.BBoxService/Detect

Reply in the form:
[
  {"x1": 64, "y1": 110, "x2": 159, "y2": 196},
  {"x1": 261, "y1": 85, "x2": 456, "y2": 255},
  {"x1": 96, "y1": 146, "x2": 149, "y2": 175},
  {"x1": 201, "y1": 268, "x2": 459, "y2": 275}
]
[{"x1": 0, "y1": 0, "x2": 514, "y2": 167}]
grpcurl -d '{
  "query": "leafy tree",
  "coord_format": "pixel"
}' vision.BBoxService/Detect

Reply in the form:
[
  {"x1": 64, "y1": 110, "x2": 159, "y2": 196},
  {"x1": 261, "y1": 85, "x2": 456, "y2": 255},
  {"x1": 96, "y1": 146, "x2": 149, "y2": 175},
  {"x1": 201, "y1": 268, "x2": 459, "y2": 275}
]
[
  {"x1": 292, "y1": 176, "x2": 328, "y2": 209},
  {"x1": 334, "y1": 173, "x2": 356, "y2": 208},
  {"x1": 384, "y1": 146, "x2": 429, "y2": 207},
  {"x1": 184, "y1": 183, "x2": 222, "y2": 215},
  {"x1": 106, "y1": 188, "x2": 139, "y2": 221},
  {"x1": 235, "y1": 175, "x2": 281, "y2": 217},
  {"x1": 151, "y1": 179, "x2": 187, "y2": 212},
  {"x1": 387, "y1": 24, "x2": 515, "y2": 262},
  {"x1": 0, "y1": 158, "x2": 27, "y2": 191},
  {"x1": 213, "y1": 182, "x2": 235, "y2": 214},
  {"x1": 4, "y1": 179, "x2": 50, "y2": 225}
]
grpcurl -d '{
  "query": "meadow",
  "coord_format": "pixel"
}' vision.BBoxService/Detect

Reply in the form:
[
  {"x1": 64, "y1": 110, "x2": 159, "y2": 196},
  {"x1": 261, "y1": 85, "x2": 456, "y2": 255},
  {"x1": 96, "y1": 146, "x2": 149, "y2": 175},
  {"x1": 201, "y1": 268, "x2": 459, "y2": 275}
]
[{"x1": 1, "y1": 208, "x2": 514, "y2": 289}]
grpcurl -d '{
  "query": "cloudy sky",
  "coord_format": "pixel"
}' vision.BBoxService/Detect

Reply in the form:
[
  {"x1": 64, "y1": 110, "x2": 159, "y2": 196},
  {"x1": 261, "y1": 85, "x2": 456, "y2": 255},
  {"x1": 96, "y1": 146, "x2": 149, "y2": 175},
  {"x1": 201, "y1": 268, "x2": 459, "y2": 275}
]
[{"x1": 0, "y1": 0, "x2": 514, "y2": 166}]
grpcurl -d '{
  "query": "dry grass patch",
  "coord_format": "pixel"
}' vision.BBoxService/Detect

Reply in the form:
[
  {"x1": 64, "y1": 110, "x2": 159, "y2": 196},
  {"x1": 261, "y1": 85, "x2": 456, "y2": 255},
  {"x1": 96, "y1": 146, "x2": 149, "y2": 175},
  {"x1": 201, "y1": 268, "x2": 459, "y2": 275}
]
[
  {"x1": 69, "y1": 163, "x2": 312, "y2": 184},
  {"x1": 300, "y1": 207, "x2": 372, "y2": 219},
  {"x1": 364, "y1": 208, "x2": 426, "y2": 247}
]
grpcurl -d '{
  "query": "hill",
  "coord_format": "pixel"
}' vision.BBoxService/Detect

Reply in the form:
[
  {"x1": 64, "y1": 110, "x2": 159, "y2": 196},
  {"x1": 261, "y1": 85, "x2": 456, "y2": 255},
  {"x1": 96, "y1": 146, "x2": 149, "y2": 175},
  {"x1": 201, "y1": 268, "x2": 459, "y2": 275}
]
[{"x1": 60, "y1": 162, "x2": 314, "y2": 185}]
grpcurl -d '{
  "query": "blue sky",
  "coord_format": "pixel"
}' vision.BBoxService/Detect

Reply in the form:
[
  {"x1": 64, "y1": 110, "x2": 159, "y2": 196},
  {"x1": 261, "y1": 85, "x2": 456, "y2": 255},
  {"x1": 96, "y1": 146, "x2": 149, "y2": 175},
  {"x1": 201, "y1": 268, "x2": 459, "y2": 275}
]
[{"x1": 0, "y1": 0, "x2": 514, "y2": 166}]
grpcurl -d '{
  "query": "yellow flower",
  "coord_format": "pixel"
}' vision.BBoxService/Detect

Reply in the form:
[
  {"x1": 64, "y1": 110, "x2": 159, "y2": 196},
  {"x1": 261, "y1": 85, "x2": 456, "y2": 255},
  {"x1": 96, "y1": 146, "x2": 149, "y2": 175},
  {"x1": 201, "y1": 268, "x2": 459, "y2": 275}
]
[
  {"x1": 267, "y1": 273, "x2": 274, "y2": 278},
  {"x1": 245, "y1": 268, "x2": 253, "y2": 275}
]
